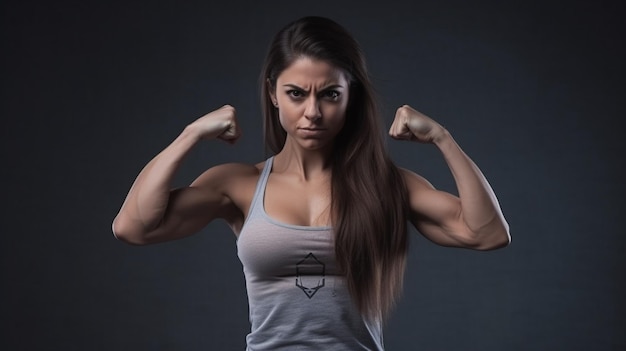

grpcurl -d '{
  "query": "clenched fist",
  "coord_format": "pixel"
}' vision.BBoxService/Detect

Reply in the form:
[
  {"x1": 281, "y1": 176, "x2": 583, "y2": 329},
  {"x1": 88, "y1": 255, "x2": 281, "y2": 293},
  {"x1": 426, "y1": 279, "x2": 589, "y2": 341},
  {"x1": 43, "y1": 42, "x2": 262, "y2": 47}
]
[
  {"x1": 388, "y1": 105, "x2": 446, "y2": 144},
  {"x1": 186, "y1": 105, "x2": 241, "y2": 143}
]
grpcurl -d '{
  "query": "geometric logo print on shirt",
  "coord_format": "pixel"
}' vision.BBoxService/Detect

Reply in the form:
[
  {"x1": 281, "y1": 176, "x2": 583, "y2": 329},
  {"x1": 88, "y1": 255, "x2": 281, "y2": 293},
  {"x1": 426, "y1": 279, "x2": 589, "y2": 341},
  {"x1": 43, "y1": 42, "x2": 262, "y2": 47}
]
[{"x1": 295, "y1": 252, "x2": 325, "y2": 299}]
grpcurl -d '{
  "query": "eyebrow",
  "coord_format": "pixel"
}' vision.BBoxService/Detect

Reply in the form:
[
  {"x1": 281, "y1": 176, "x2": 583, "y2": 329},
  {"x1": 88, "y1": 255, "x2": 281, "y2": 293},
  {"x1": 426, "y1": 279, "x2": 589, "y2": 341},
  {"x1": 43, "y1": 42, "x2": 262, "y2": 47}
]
[{"x1": 281, "y1": 83, "x2": 345, "y2": 91}]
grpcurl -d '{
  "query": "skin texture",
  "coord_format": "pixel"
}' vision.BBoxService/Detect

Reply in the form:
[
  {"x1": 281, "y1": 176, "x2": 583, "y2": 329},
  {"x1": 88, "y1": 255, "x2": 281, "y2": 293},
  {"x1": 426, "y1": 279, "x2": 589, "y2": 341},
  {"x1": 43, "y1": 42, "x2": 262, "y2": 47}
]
[
  {"x1": 112, "y1": 57, "x2": 510, "y2": 250},
  {"x1": 390, "y1": 105, "x2": 510, "y2": 249}
]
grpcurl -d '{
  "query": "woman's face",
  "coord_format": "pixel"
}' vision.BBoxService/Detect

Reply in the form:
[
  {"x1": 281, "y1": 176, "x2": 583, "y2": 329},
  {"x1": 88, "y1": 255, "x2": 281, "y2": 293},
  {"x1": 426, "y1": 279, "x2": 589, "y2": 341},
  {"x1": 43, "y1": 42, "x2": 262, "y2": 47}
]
[{"x1": 270, "y1": 57, "x2": 349, "y2": 151}]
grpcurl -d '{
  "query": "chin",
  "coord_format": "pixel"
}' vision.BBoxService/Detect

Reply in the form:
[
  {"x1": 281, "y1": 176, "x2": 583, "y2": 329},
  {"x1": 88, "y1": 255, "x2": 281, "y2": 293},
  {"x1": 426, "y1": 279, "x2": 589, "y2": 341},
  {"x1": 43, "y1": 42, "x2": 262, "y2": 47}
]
[{"x1": 298, "y1": 139, "x2": 331, "y2": 151}]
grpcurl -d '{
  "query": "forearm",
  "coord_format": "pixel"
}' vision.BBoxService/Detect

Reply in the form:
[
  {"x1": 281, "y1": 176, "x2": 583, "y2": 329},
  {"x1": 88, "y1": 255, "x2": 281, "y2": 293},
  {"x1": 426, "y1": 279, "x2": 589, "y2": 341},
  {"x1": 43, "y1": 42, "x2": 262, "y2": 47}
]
[
  {"x1": 434, "y1": 130, "x2": 510, "y2": 240},
  {"x1": 113, "y1": 126, "x2": 200, "y2": 236}
]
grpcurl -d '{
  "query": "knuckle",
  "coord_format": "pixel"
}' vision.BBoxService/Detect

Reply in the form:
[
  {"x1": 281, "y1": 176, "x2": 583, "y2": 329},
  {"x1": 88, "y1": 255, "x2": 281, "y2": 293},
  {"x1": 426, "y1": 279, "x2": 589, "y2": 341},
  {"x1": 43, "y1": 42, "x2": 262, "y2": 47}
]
[{"x1": 397, "y1": 106, "x2": 409, "y2": 117}]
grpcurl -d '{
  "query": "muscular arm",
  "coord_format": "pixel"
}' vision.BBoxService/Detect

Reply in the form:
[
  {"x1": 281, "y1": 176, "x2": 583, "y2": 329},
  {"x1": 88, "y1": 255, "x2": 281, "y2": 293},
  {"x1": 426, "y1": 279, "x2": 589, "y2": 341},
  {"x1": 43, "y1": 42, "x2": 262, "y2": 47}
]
[
  {"x1": 390, "y1": 105, "x2": 510, "y2": 250},
  {"x1": 112, "y1": 105, "x2": 241, "y2": 245}
]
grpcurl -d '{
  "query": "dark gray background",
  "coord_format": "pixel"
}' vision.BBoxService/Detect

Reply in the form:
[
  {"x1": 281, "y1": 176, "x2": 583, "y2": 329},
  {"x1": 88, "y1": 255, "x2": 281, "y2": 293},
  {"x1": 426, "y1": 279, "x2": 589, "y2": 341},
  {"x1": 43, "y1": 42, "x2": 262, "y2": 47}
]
[{"x1": 2, "y1": 0, "x2": 624, "y2": 350}]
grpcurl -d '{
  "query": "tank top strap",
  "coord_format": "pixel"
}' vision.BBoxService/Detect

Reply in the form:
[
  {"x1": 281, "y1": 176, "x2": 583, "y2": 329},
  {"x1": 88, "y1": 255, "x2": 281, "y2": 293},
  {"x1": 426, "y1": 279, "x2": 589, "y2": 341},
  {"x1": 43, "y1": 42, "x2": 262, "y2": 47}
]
[{"x1": 247, "y1": 156, "x2": 273, "y2": 218}]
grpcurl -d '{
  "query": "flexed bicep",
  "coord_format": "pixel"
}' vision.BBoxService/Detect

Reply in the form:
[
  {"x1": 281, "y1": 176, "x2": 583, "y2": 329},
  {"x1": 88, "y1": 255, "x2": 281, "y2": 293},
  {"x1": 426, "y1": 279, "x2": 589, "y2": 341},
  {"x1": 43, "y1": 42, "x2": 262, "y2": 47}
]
[{"x1": 401, "y1": 169, "x2": 483, "y2": 248}]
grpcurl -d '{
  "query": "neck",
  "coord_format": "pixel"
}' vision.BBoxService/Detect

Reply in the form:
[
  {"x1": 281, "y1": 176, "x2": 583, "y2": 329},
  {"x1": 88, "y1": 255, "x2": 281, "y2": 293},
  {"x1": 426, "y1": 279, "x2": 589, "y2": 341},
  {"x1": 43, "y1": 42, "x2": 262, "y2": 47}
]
[{"x1": 273, "y1": 138, "x2": 333, "y2": 181}]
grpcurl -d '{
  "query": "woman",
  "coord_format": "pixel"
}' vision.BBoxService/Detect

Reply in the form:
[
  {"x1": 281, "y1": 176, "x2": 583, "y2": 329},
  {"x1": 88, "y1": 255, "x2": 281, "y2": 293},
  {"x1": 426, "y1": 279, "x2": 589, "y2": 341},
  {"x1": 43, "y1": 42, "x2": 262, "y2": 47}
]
[{"x1": 113, "y1": 16, "x2": 510, "y2": 350}]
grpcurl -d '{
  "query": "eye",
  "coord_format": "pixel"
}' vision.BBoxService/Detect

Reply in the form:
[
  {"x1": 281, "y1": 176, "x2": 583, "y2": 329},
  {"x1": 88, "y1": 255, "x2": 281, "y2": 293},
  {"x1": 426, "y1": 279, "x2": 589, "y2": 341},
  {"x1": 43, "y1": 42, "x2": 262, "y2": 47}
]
[
  {"x1": 286, "y1": 89, "x2": 304, "y2": 99},
  {"x1": 322, "y1": 90, "x2": 341, "y2": 101}
]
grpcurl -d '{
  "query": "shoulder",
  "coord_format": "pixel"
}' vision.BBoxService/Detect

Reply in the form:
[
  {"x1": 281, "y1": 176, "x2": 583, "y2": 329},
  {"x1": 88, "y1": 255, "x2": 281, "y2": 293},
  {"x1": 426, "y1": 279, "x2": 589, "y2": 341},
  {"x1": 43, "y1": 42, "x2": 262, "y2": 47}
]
[
  {"x1": 398, "y1": 167, "x2": 457, "y2": 217},
  {"x1": 191, "y1": 162, "x2": 265, "y2": 189},
  {"x1": 398, "y1": 167, "x2": 435, "y2": 192},
  {"x1": 190, "y1": 161, "x2": 270, "y2": 209}
]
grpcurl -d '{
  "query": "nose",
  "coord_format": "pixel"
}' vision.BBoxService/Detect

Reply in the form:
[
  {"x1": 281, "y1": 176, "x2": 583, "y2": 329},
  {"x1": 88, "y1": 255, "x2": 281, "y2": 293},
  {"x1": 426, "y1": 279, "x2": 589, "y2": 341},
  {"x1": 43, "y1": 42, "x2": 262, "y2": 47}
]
[{"x1": 304, "y1": 97, "x2": 322, "y2": 121}]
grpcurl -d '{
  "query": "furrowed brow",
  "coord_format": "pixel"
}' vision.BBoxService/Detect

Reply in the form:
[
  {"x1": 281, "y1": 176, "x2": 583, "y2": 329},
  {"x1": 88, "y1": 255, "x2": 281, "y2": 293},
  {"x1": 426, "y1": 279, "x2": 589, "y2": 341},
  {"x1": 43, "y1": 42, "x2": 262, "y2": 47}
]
[
  {"x1": 282, "y1": 84, "x2": 306, "y2": 90},
  {"x1": 320, "y1": 84, "x2": 345, "y2": 90}
]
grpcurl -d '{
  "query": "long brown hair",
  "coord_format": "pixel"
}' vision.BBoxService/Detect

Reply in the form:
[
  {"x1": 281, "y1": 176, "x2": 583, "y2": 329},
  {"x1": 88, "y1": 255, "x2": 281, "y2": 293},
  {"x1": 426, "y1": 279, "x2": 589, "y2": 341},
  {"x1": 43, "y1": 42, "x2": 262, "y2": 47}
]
[{"x1": 260, "y1": 16, "x2": 409, "y2": 320}]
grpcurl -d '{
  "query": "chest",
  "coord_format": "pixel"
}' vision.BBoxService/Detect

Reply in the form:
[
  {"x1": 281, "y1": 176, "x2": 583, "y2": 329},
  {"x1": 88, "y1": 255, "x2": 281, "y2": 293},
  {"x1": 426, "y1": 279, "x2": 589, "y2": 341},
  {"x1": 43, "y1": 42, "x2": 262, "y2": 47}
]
[
  {"x1": 237, "y1": 220, "x2": 338, "y2": 278},
  {"x1": 264, "y1": 173, "x2": 332, "y2": 227}
]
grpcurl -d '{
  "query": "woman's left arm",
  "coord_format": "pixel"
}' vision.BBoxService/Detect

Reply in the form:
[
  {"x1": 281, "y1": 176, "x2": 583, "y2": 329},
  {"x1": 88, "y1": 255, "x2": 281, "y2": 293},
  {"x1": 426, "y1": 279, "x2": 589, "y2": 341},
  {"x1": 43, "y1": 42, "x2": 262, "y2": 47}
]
[{"x1": 389, "y1": 105, "x2": 511, "y2": 250}]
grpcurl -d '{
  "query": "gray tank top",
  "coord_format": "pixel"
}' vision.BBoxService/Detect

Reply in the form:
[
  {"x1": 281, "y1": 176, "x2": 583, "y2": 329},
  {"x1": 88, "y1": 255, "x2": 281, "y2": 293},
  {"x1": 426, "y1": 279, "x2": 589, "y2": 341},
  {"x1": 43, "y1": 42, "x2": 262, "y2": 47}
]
[{"x1": 237, "y1": 157, "x2": 384, "y2": 350}]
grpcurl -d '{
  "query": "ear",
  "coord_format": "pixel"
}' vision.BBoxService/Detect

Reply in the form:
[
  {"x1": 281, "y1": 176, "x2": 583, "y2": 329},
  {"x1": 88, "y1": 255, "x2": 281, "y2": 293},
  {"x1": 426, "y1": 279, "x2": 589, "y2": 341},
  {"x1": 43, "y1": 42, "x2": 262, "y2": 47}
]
[{"x1": 267, "y1": 78, "x2": 277, "y2": 106}]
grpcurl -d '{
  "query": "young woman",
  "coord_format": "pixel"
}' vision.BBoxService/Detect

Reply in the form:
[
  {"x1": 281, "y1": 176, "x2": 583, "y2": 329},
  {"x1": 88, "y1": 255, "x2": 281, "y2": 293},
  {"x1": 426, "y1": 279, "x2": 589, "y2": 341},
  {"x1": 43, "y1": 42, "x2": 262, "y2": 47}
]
[{"x1": 112, "y1": 16, "x2": 510, "y2": 350}]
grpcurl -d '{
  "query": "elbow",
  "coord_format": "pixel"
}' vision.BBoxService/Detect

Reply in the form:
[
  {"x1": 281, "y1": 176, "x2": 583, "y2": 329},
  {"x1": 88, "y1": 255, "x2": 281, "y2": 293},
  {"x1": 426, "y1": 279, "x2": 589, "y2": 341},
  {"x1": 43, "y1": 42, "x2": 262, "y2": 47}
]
[
  {"x1": 474, "y1": 225, "x2": 511, "y2": 251},
  {"x1": 112, "y1": 217, "x2": 150, "y2": 246},
  {"x1": 465, "y1": 220, "x2": 510, "y2": 251},
  {"x1": 478, "y1": 233, "x2": 510, "y2": 250}
]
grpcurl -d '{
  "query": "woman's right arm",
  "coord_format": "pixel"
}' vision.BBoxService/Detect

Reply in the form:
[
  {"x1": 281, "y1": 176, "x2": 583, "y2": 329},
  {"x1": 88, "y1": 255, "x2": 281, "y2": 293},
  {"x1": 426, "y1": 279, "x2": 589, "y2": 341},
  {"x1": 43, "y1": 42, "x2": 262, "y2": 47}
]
[{"x1": 112, "y1": 105, "x2": 241, "y2": 245}]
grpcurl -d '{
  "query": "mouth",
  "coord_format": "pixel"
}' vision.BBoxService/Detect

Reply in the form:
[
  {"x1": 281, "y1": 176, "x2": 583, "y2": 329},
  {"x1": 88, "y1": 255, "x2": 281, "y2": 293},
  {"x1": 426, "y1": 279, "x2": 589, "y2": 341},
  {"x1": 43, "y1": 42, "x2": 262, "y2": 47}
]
[
  {"x1": 298, "y1": 127, "x2": 327, "y2": 137},
  {"x1": 299, "y1": 127, "x2": 326, "y2": 131}
]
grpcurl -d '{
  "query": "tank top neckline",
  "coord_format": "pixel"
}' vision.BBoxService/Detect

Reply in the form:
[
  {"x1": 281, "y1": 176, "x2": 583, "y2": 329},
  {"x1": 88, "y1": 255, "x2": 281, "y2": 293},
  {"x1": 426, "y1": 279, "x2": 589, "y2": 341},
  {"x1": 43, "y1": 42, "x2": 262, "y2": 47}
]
[{"x1": 257, "y1": 156, "x2": 333, "y2": 232}]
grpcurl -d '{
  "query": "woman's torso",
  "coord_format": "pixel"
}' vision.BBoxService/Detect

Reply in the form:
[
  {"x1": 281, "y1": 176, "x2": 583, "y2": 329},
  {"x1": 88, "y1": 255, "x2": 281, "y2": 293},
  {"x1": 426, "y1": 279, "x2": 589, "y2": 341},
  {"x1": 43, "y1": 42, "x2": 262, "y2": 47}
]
[{"x1": 233, "y1": 157, "x2": 384, "y2": 350}]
